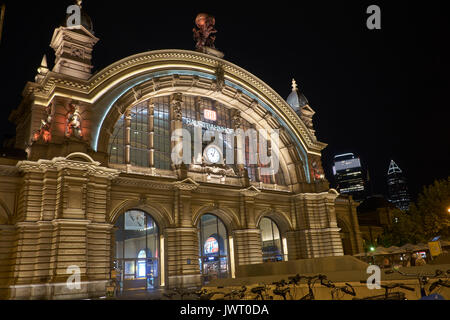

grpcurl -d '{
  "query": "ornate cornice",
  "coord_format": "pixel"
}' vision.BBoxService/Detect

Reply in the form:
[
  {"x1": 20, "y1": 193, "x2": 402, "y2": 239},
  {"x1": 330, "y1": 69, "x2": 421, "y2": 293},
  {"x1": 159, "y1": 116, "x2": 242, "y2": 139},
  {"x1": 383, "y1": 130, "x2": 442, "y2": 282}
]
[
  {"x1": 16, "y1": 153, "x2": 120, "y2": 180},
  {"x1": 29, "y1": 50, "x2": 326, "y2": 153},
  {"x1": 240, "y1": 186, "x2": 261, "y2": 198},
  {"x1": 113, "y1": 177, "x2": 173, "y2": 190},
  {"x1": 172, "y1": 178, "x2": 200, "y2": 191}
]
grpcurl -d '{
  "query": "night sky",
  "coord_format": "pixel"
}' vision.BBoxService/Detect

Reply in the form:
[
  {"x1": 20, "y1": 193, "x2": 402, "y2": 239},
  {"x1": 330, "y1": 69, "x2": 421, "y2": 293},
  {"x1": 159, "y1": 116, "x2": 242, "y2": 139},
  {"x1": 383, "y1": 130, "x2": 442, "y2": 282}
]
[{"x1": 0, "y1": 0, "x2": 448, "y2": 200}]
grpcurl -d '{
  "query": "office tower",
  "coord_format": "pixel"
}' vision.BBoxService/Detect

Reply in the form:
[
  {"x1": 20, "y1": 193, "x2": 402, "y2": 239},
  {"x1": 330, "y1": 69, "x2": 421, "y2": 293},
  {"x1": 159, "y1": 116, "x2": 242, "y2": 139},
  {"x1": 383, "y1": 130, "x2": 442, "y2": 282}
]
[
  {"x1": 387, "y1": 160, "x2": 411, "y2": 211},
  {"x1": 333, "y1": 153, "x2": 366, "y2": 201}
]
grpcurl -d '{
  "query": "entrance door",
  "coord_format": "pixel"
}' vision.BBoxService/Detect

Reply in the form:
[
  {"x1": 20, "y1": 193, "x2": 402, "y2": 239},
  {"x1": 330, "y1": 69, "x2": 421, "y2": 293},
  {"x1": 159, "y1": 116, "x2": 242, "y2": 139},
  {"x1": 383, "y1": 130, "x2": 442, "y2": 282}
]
[
  {"x1": 198, "y1": 214, "x2": 229, "y2": 284},
  {"x1": 114, "y1": 210, "x2": 160, "y2": 292}
]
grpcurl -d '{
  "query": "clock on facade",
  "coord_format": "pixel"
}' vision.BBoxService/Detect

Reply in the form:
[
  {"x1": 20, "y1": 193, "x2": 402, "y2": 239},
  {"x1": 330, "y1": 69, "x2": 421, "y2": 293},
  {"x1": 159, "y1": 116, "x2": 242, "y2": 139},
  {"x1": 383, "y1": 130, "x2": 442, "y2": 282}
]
[{"x1": 204, "y1": 145, "x2": 222, "y2": 165}]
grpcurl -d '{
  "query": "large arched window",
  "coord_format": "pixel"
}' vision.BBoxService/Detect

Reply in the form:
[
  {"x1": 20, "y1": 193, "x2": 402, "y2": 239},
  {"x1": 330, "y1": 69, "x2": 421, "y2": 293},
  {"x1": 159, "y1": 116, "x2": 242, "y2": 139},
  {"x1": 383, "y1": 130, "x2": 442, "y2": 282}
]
[
  {"x1": 108, "y1": 94, "x2": 287, "y2": 185},
  {"x1": 259, "y1": 217, "x2": 284, "y2": 262},
  {"x1": 198, "y1": 214, "x2": 229, "y2": 284},
  {"x1": 114, "y1": 210, "x2": 160, "y2": 291}
]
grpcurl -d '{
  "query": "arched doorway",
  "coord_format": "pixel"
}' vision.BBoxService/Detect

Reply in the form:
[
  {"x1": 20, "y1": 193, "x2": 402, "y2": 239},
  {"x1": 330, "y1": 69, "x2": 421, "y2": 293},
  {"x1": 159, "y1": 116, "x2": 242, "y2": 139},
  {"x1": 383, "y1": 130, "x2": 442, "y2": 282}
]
[
  {"x1": 198, "y1": 214, "x2": 230, "y2": 284},
  {"x1": 259, "y1": 217, "x2": 284, "y2": 262},
  {"x1": 337, "y1": 219, "x2": 353, "y2": 256},
  {"x1": 114, "y1": 210, "x2": 160, "y2": 292}
]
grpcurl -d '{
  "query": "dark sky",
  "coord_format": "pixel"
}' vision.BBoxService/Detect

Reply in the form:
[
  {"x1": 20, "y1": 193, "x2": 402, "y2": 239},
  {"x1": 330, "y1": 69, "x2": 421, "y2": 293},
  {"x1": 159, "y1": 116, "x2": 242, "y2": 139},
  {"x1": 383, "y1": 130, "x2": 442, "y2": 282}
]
[{"x1": 0, "y1": 0, "x2": 449, "y2": 199}]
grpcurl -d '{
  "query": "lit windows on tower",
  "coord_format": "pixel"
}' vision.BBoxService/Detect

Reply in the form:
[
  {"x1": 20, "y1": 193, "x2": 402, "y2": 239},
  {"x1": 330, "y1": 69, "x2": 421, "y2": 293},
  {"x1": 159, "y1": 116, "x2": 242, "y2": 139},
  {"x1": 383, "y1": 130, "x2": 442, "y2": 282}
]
[
  {"x1": 333, "y1": 153, "x2": 366, "y2": 201},
  {"x1": 387, "y1": 160, "x2": 411, "y2": 212}
]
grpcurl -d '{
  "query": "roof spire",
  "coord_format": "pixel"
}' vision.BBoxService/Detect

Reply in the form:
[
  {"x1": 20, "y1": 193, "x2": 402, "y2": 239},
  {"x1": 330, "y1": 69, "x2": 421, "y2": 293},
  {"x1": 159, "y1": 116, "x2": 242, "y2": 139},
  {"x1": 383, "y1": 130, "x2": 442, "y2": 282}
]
[
  {"x1": 292, "y1": 79, "x2": 298, "y2": 91},
  {"x1": 388, "y1": 160, "x2": 402, "y2": 175},
  {"x1": 39, "y1": 54, "x2": 48, "y2": 69}
]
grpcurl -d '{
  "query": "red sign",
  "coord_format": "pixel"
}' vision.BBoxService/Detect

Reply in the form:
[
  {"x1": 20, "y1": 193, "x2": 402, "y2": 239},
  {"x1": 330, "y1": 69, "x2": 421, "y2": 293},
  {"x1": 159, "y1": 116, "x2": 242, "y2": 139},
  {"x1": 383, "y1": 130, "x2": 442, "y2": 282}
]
[{"x1": 204, "y1": 109, "x2": 217, "y2": 121}]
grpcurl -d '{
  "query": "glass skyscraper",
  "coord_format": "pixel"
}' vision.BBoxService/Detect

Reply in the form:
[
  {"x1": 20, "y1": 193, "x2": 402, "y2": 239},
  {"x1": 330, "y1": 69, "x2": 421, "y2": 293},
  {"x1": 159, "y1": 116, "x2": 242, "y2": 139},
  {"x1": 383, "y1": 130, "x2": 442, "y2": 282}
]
[
  {"x1": 333, "y1": 153, "x2": 366, "y2": 201},
  {"x1": 387, "y1": 160, "x2": 411, "y2": 211}
]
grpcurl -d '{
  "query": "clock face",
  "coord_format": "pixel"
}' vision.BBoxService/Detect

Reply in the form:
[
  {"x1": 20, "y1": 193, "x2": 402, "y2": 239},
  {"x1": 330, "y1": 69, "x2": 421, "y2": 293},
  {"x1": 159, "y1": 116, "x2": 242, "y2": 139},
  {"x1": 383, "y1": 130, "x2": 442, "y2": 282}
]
[{"x1": 205, "y1": 146, "x2": 221, "y2": 164}]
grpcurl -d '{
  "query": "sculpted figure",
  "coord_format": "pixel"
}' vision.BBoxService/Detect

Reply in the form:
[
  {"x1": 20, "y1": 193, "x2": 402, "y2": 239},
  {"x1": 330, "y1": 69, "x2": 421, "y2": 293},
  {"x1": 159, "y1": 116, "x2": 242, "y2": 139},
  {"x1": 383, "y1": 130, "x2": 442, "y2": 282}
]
[
  {"x1": 32, "y1": 105, "x2": 53, "y2": 143},
  {"x1": 65, "y1": 103, "x2": 83, "y2": 139},
  {"x1": 193, "y1": 13, "x2": 217, "y2": 50}
]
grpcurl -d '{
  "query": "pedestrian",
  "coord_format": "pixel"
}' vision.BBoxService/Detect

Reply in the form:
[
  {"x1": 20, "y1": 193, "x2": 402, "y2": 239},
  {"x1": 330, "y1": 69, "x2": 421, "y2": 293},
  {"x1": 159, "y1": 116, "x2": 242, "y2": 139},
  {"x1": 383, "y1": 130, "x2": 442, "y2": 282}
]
[
  {"x1": 415, "y1": 255, "x2": 427, "y2": 266},
  {"x1": 383, "y1": 257, "x2": 391, "y2": 269}
]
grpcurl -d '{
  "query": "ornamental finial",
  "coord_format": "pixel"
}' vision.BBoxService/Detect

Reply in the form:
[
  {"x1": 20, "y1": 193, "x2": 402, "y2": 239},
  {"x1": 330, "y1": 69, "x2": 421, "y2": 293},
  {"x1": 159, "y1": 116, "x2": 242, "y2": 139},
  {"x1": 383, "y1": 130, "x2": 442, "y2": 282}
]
[{"x1": 292, "y1": 79, "x2": 298, "y2": 91}]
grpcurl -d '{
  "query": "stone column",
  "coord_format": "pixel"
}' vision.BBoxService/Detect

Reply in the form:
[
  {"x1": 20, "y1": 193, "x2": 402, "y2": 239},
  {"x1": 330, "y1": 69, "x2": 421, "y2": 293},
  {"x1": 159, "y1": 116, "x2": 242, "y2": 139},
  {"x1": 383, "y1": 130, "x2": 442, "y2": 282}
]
[
  {"x1": 165, "y1": 180, "x2": 202, "y2": 288},
  {"x1": 165, "y1": 227, "x2": 201, "y2": 289},
  {"x1": 232, "y1": 188, "x2": 263, "y2": 269},
  {"x1": 148, "y1": 100, "x2": 155, "y2": 168},
  {"x1": 170, "y1": 93, "x2": 183, "y2": 164},
  {"x1": 290, "y1": 191, "x2": 344, "y2": 259},
  {"x1": 124, "y1": 109, "x2": 131, "y2": 164},
  {"x1": 232, "y1": 229, "x2": 263, "y2": 267}
]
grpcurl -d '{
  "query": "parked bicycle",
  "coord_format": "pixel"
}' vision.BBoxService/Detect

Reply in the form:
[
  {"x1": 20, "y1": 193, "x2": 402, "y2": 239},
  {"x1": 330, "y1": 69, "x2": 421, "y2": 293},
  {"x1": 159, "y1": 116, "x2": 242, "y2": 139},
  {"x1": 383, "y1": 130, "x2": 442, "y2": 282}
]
[
  {"x1": 250, "y1": 283, "x2": 273, "y2": 300},
  {"x1": 320, "y1": 276, "x2": 356, "y2": 300},
  {"x1": 221, "y1": 286, "x2": 248, "y2": 300},
  {"x1": 272, "y1": 279, "x2": 291, "y2": 300},
  {"x1": 354, "y1": 281, "x2": 415, "y2": 300},
  {"x1": 385, "y1": 268, "x2": 450, "y2": 300}
]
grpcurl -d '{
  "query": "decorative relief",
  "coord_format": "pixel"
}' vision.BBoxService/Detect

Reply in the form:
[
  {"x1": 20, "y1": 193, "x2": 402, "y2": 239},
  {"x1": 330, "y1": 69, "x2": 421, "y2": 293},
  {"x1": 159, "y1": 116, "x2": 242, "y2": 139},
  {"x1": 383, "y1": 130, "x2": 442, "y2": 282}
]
[
  {"x1": 172, "y1": 178, "x2": 199, "y2": 191},
  {"x1": 32, "y1": 104, "x2": 53, "y2": 143},
  {"x1": 308, "y1": 155, "x2": 326, "y2": 182},
  {"x1": 65, "y1": 102, "x2": 83, "y2": 139},
  {"x1": 240, "y1": 186, "x2": 261, "y2": 198},
  {"x1": 17, "y1": 155, "x2": 120, "y2": 180},
  {"x1": 170, "y1": 93, "x2": 183, "y2": 121},
  {"x1": 214, "y1": 64, "x2": 225, "y2": 92},
  {"x1": 71, "y1": 46, "x2": 85, "y2": 59},
  {"x1": 232, "y1": 109, "x2": 242, "y2": 130},
  {"x1": 113, "y1": 177, "x2": 173, "y2": 190}
]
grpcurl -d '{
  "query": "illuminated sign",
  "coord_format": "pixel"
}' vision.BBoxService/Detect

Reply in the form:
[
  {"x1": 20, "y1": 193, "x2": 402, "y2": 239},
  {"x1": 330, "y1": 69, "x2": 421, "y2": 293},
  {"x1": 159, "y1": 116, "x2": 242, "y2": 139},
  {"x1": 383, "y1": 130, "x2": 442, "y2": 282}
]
[
  {"x1": 335, "y1": 158, "x2": 362, "y2": 171},
  {"x1": 204, "y1": 109, "x2": 217, "y2": 122},
  {"x1": 204, "y1": 237, "x2": 219, "y2": 254},
  {"x1": 183, "y1": 118, "x2": 233, "y2": 134}
]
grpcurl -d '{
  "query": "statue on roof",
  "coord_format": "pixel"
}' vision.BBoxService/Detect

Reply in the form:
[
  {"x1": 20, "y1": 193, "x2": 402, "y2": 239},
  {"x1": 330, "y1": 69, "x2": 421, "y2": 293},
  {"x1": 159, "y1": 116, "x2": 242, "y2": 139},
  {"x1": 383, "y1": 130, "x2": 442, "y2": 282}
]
[{"x1": 193, "y1": 13, "x2": 217, "y2": 50}]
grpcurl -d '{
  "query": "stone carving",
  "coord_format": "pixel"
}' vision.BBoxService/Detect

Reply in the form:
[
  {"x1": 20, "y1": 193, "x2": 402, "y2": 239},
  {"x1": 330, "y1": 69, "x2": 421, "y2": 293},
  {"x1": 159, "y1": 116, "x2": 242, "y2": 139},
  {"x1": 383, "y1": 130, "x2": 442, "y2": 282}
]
[
  {"x1": 309, "y1": 157, "x2": 325, "y2": 181},
  {"x1": 32, "y1": 104, "x2": 53, "y2": 143},
  {"x1": 193, "y1": 13, "x2": 217, "y2": 50},
  {"x1": 171, "y1": 93, "x2": 183, "y2": 121},
  {"x1": 214, "y1": 64, "x2": 225, "y2": 92},
  {"x1": 65, "y1": 103, "x2": 83, "y2": 139},
  {"x1": 232, "y1": 110, "x2": 242, "y2": 130},
  {"x1": 71, "y1": 46, "x2": 84, "y2": 59},
  {"x1": 240, "y1": 186, "x2": 261, "y2": 198}
]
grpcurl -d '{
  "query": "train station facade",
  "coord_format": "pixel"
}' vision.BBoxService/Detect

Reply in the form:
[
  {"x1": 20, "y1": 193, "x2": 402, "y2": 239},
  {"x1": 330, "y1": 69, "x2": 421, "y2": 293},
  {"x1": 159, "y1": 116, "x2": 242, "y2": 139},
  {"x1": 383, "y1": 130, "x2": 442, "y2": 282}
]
[{"x1": 0, "y1": 8, "x2": 363, "y2": 299}]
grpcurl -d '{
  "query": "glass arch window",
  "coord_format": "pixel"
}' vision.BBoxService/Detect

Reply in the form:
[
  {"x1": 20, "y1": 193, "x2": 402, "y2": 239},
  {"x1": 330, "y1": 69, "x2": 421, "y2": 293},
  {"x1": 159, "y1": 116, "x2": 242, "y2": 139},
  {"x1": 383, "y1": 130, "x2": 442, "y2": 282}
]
[
  {"x1": 259, "y1": 217, "x2": 284, "y2": 262},
  {"x1": 108, "y1": 94, "x2": 287, "y2": 185},
  {"x1": 114, "y1": 210, "x2": 160, "y2": 291},
  {"x1": 198, "y1": 214, "x2": 229, "y2": 284}
]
